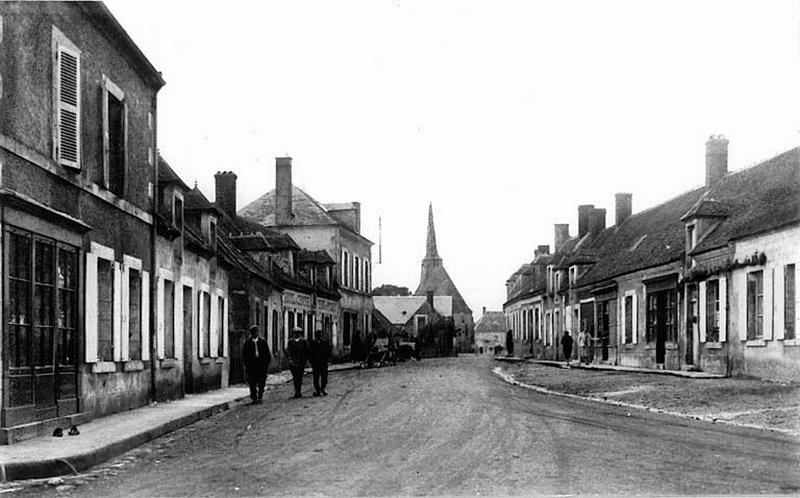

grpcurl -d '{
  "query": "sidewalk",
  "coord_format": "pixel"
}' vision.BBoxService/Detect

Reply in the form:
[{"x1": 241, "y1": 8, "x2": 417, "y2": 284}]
[
  {"x1": 0, "y1": 362, "x2": 359, "y2": 482},
  {"x1": 495, "y1": 360, "x2": 800, "y2": 437},
  {"x1": 528, "y1": 358, "x2": 725, "y2": 378}
]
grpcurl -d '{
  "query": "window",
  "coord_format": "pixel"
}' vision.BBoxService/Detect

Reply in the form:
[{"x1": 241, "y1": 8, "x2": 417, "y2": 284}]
[
  {"x1": 705, "y1": 280, "x2": 720, "y2": 342},
  {"x1": 572, "y1": 307, "x2": 579, "y2": 337},
  {"x1": 128, "y1": 269, "x2": 141, "y2": 360},
  {"x1": 355, "y1": 256, "x2": 360, "y2": 291},
  {"x1": 534, "y1": 308, "x2": 540, "y2": 341},
  {"x1": 687, "y1": 224, "x2": 696, "y2": 250},
  {"x1": 201, "y1": 291, "x2": 211, "y2": 357},
  {"x1": 747, "y1": 271, "x2": 764, "y2": 340},
  {"x1": 624, "y1": 295, "x2": 634, "y2": 344},
  {"x1": 416, "y1": 316, "x2": 427, "y2": 331},
  {"x1": 164, "y1": 280, "x2": 175, "y2": 358},
  {"x1": 343, "y1": 311, "x2": 352, "y2": 347},
  {"x1": 53, "y1": 29, "x2": 81, "y2": 169},
  {"x1": 56, "y1": 247, "x2": 78, "y2": 366},
  {"x1": 217, "y1": 296, "x2": 225, "y2": 357},
  {"x1": 342, "y1": 251, "x2": 349, "y2": 288},
  {"x1": 102, "y1": 76, "x2": 126, "y2": 197},
  {"x1": 209, "y1": 219, "x2": 217, "y2": 251},
  {"x1": 665, "y1": 291, "x2": 677, "y2": 342},
  {"x1": 97, "y1": 258, "x2": 114, "y2": 361},
  {"x1": 307, "y1": 312, "x2": 314, "y2": 340},
  {"x1": 569, "y1": 267, "x2": 577, "y2": 286},
  {"x1": 785, "y1": 264, "x2": 796, "y2": 340},
  {"x1": 173, "y1": 196, "x2": 184, "y2": 232},
  {"x1": 646, "y1": 290, "x2": 677, "y2": 343}
]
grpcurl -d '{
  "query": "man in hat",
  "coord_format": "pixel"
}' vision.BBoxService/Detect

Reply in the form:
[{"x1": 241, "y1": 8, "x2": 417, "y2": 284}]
[
  {"x1": 242, "y1": 325, "x2": 271, "y2": 404},
  {"x1": 309, "y1": 329, "x2": 332, "y2": 396},
  {"x1": 286, "y1": 327, "x2": 309, "y2": 398}
]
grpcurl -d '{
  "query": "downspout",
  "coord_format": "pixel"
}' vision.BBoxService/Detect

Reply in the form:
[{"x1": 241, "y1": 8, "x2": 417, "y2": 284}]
[{"x1": 149, "y1": 97, "x2": 159, "y2": 403}]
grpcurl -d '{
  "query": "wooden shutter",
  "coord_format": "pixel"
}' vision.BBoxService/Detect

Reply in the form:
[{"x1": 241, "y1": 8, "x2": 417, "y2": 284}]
[
  {"x1": 56, "y1": 46, "x2": 80, "y2": 168},
  {"x1": 699, "y1": 281, "x2": 707, "y2": 343},
  {"x1": 141, "y1": 271, "x2": 150, "y2": 361},
  {"x1": 85, "y1": 253, "x2": 98, "y2": 362},
  {"x1": 719, "y1": 277, "x2": 727, "y2": 342}
]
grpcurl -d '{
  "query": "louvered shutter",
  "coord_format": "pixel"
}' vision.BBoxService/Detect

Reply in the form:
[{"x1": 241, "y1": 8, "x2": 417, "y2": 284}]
[
  {"x1": 699, "y1": 281, "x2": 707, "y2": 343},
  {"x1": 719, "y1": 277, "x2": 727, "y2": 342},
  {"x1": 57, "y1": 47, "x2": 80, "y2": 168}
]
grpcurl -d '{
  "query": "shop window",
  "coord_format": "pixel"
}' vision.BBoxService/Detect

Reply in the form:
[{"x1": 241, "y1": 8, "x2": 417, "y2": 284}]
[{"x1": 705, "y1": 280, "x2": 720, "y2": 342}]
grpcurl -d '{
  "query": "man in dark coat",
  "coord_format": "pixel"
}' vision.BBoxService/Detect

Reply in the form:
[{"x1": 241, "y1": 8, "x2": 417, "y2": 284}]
[
  {"x1": 242, "y1": 325, "x2": 270, "y2": 404},
  {"x1": 309, "y1": 330, "x2": 332, "y2": 396},
  {"x1": 506, "y1": 329, "x2": 514, "y2": 357},
  {"x1": 286, "y1": 327, "x2": 309, "y2": 398},
  {"x1": 561, "y1": 331, "x2": 574, "y2": 363}
]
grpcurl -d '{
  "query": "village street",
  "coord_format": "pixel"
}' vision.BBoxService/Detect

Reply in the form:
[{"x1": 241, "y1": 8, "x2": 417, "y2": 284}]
[{"x1": 11, "y1": 356, "x2": 800, "y2": 497}]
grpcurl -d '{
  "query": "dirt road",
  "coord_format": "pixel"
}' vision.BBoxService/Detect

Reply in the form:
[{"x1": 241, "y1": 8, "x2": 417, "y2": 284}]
[{"x1": 13, "y1": 357, "x2": 800, "y2": 496}]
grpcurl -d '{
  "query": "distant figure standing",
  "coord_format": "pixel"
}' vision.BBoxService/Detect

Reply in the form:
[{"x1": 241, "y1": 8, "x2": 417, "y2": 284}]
[
  {"x1": 309, "y1": 330, "x2": 332, "y2": 397},
  {"x1": 577, "y1": 330, "x2": 588, "y2": 364},
  {"x1": 242, "y1": 325, "x2": 271, "y2": 404},
  {"x1": 286, "y1": 327, "x2": 309, "y2": 398},
  {"x1": 506, "y1": 330, "x2": 514, "y2": 357},
  {"x1": 561, "y1": 331, "x2": 574, "y2": 363}
]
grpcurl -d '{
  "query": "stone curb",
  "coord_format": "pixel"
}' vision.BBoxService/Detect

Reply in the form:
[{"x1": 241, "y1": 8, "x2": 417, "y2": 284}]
[
  {"x1": 516, "y1": 357, "x2": 725, "y2": 379},
  {"x1": 491, "y1": 366, "x2": 800, "y2": 438},
  {"x1": 0, "y1": 363, "x2": 363, "y2": 483}
]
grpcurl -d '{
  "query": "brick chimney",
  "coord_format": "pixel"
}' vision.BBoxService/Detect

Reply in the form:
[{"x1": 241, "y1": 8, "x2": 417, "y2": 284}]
[
  {"x1": 214, "y1": 171, "x2": 237, "y2": 218},
  {"x1": 706, "y1": 135, "x2": 729, "y2": 187},
  {"x1": 589, "y1": 208, "x2": 606, "y2": 236},
  {"x1": 578, "y1": 204, "x2": 594, "y2": 238},
  {"x1": 554, "y1": 224, "x2": 569, "y2": 253},
  {"x1": 275, "y1": 157, "x2": 293, "y2": 225},
  {"x1": 615, "y1": 193, "x2": 632, "y2": 226}
]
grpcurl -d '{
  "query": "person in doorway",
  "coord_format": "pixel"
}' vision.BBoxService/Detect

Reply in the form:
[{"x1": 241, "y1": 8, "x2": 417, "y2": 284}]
[
  {"x1": 561, "y1": 331, "x2": 574, "y2": 364},
  {"x1": 286, "y1": 327, "x2": 309, "y2": 398},
  {"x1": 242, "y1": 325, "x2": 271, "y2": 404},
  {"x1": 577, "y1": 329, "x2": 588, "y2": 364},
  {"x1": 309, "y1": 329, "x2": 332, "y2": 396},
  {"x1": 505, "y1": 330, "x2": 514, "y2": 357}
]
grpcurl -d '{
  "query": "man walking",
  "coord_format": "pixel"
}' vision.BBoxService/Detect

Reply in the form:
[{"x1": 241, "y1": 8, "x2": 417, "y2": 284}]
[
  {"x1": 309, "y1": 330, "x2": 332, "y2": 396},
  {"x1": 242, "y1": 325, "x2": 270, "y2": 404},
  {"x1": 561, "y1": 331, "x2": 574, "y2": 364},
  {"x1": 286, "y1": 327, "x2": 309, "y2": 399}
]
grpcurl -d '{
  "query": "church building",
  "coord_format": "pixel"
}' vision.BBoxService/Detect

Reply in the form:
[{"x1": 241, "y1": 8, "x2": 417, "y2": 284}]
[{"x1": 415, "y1": 204, "x2": 475, "y2": 352}]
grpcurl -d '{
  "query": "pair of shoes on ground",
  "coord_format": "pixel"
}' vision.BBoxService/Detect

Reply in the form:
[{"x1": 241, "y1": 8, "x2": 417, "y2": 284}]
[
  {"x1": 53, "y1": 426, "x2": 80, "y2": 437},
  {"x1": 292, "y1": 393, "x2": 302, "y2": 399},
  {"x1": 250, "y1": 398, "x2": 263, "y2": 405}
]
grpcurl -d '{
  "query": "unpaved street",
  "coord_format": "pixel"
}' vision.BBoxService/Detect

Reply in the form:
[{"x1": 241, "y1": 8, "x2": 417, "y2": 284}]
[{"x1": 15, "y1": 357, "x2": 800, "y2": 496}]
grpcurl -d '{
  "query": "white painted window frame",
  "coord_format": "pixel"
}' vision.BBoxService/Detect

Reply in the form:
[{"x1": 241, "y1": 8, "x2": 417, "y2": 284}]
[{"x1": 622, "y1": 290, "x2": 638, "y2": 345}]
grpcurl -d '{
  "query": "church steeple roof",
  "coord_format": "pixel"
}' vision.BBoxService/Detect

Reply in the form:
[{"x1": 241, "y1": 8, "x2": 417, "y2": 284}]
[{"x1": 426, "y1": 202, "x2": 439, "y2": 260}]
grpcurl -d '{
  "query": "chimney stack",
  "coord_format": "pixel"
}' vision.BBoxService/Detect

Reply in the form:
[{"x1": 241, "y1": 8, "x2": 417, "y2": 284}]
[
  {"x1": 214, "y1": 171, "x2": 238, "y2": 218},
  {"x1": 589, "y1": 208, "x2": 606, "y2": 236},
  {"x1": 578, "y1": 204, "x2": 594, "y2": 238},
  {"x1": 706, "y1": 135, "x2": 729, "y2": 187},
  {"x1": 426, "y1": 290, "x2": 434, "y2": 310},
  {"x1": 482, "y1": 306, "x2": 486, "y2": 316},
  {"x1": 554, "y1": 224, "x2": 569, "y2": 253},
  {"x1": 615, "y1": 193, "x2": 632, "y2": 226},
  {"x1": 275, "y1": 157, "x2": 293, "y2": 225}
]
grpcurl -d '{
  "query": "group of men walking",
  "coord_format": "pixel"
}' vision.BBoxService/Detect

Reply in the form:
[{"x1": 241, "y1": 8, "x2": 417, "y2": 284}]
[{"x1": 242, "y1": 325, "x2": 332, "y2": 404}]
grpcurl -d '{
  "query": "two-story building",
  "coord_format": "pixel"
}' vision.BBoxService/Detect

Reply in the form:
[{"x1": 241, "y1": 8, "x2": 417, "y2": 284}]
[
  {"x1": 0, "y1": 1, "x2": 164, "y2": 441},
  {"x1": 238, "y1": 158, "x2": 373, "y2": 358}
]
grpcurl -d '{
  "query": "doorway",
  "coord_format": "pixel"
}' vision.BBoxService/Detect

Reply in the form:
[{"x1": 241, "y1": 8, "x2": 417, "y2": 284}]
[{"x1": 182, "y1": 285, "x2": 194, "y2": 394}]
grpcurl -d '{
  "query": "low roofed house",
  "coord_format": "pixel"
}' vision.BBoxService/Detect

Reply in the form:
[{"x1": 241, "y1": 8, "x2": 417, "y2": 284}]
[
  {"x1": 474, "y1": 309, "x2": 507, "y2": 355},
  {"x1": 373, "y1": 295, "x2": 453, "y2": 339}
]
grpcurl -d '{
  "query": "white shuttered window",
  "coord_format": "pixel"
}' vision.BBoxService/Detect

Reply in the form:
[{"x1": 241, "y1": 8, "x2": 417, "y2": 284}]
[{"x1": 53, "y1": 27, "x2": 81, "y2": 169}]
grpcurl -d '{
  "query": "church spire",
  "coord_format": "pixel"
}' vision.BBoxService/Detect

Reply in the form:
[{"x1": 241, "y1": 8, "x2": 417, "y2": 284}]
[{"x1": 426, "y1": 202, "x2": 439, "y2": 259}]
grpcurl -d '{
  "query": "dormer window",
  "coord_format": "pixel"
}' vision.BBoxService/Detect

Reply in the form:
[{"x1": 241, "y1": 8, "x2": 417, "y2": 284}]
[
  {"x1": 687, "y1": 224, "x2": 696, "y2": 250},
  {"x1": 209, "y1": 218, "x2": 217, "y2": 251},
  {"x1": 569, "y1": 266, "x2": 577, "y2": 286},
  {"x1": 173, "y1": 194, "x2": 184, "y2": 233}
]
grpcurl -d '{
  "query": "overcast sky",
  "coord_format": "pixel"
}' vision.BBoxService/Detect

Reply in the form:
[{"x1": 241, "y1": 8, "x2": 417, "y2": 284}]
[{"x1": 107, "y1": 0, "x2": 800, "y2": 314}]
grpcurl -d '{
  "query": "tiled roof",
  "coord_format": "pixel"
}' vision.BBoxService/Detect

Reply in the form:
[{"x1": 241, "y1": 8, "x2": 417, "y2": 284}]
[
  {"x1": 157, "y1": 156, "x2": 189, "y2": 190},
  {"x1": 373, "y1": 296, "x2": 453, "y2": 325},
  {"x1": 415, "y1": 265, "x2": 472, "y2": 315},
  {"x1": 298, "y1": 249, "x2": 335, "y2": 265},
  {"x1": 227, "y1": 233, "x2": 271, "y2": 252},
  {"x1": 577, "y1": 187, "x2": 706, "y2": 287},
  {"x1": 475, "y1": 311, "x2": 507, "y2": 333},
  {"x1": 220, "y1": 214, "x2": 300, "y2": 252},
  {"x1": 184, "y1": 187, "x2": 223, "y2": 215},
  {"x1": 239, "y1": 186, "x2": 340, "y2": 227},
  {"x1": 690, "y1": 147, "x2": 800, "y2": 255}
]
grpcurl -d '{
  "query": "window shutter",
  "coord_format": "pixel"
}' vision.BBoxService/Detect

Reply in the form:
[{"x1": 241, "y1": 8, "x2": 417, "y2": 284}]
[
  {"x1": 141, "y1": 271, "x2": 150, "y2": 361},
  {"x1": 121, "y1": 266, "x2": 130, "y2": 361},
  {"x1": 156, "y1": 277, "x2": 165, "y2": 359},
  {"x1": 210, "y1": 294, "x2": 219, "y2": 358},
  {"x1": 113, "y1": 262, "x2": 123, "y2": 361},
  {"x1": 764, "y1": 269, "x2": 774, "y2": 340},
  {"x1": 632, "y1": 294, "x2": 638, "y2": 345},
  {"x1": 56, "y1": 47, "x2": 80, "y2": 168},
  {"x1": 720, "y1": 277, "x2": 727, "y2": 342},
  {"x1": 223, "y1": 297, "x2": 229, "y2": 358},
  {"x1": 699, "y1": 282, "x2": 707, "y2": 343},
  {"x1": 85, "y1": 253, "x2": 99, "y2": 362}
]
